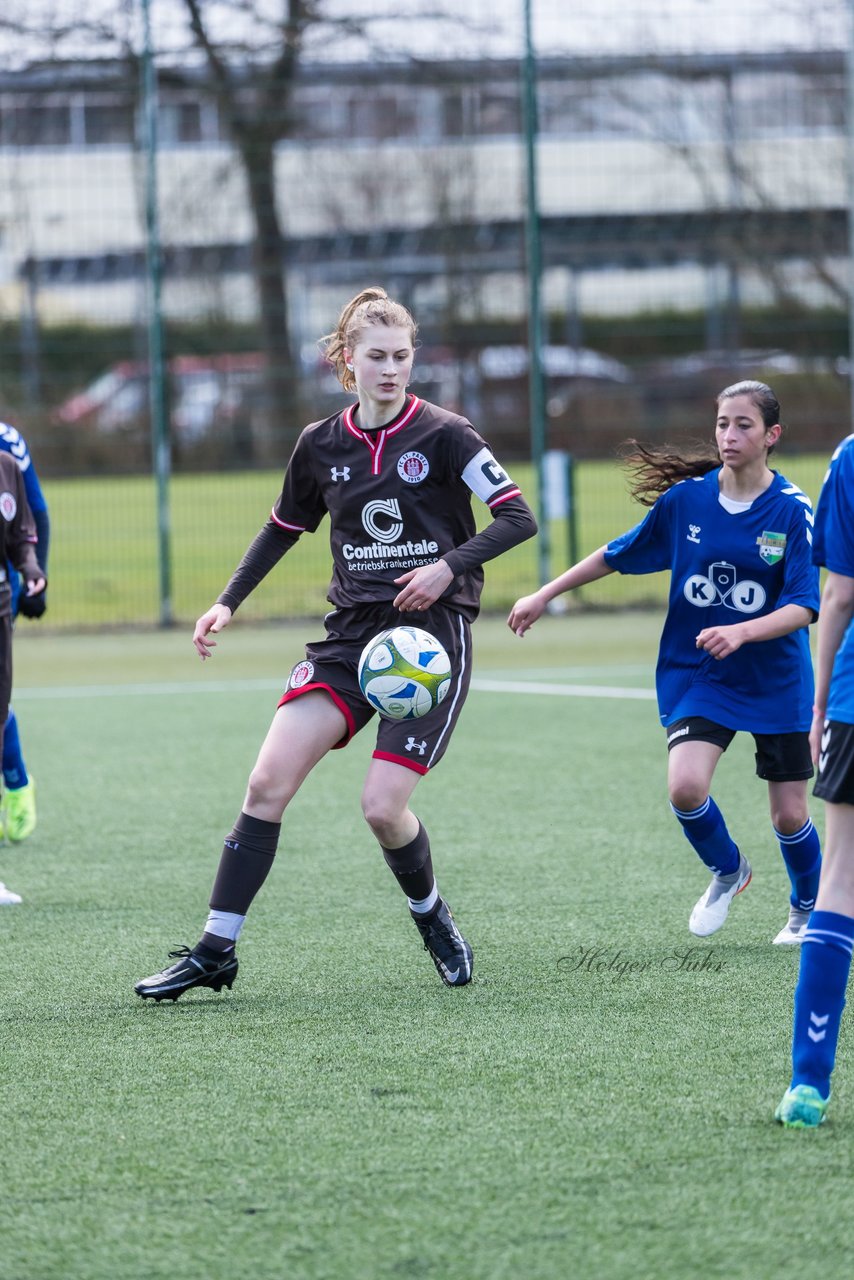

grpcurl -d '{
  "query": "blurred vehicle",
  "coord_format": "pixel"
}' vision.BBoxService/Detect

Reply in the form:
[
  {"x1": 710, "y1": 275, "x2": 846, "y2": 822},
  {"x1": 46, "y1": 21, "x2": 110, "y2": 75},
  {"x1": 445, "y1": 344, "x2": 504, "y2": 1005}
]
[{"x1": 55, "y1": 353, "x2": 266, "y2": 443}]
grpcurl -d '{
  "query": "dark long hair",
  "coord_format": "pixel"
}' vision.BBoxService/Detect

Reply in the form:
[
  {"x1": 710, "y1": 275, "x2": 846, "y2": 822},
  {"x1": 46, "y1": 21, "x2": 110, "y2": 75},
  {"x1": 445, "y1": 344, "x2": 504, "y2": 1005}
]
[{"x1": 619, "y1": 380, "x2": 782, "y2": 507}]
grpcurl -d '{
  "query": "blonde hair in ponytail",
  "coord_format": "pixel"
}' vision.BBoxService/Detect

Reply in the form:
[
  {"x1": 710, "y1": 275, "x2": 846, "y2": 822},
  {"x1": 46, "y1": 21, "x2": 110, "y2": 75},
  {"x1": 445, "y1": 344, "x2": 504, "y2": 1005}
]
[{"x1": 320, "y1": 286, "x2": 417, "y2": 392}]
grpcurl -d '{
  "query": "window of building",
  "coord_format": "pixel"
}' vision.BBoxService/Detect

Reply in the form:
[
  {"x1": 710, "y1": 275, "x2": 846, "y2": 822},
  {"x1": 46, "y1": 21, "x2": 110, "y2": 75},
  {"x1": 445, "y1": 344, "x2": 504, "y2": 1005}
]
[
  {"x1": 158, "y1": 98, "x2": 206, "y2": 145},
  {"x1": 84, "y1": 97, "x2": 135, "y2": 145},
  {"x1": 0, "y1": 97, "x2": 71, "y2": 147}
]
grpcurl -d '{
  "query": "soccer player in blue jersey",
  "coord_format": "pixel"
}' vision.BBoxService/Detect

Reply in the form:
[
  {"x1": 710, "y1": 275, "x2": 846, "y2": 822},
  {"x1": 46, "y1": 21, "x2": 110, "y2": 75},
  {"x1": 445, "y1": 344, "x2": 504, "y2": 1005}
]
[
  {"x1": 509, "y1": 381, "x2": 821, "y2": 943},
  {"x1": 0, "y1": 421, "x2": 49, "y2": 843},
  {"x1": 776, "y1": 433, "x2": 854, "y2": 1128}
]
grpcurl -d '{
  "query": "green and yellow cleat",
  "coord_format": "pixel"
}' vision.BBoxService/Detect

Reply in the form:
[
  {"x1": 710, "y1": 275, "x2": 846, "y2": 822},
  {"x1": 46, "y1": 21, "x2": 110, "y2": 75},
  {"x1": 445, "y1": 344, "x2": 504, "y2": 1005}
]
[
  {"x1": 6, "y1": 779, "x2": 36, "y2": 843},
  {"x1": 775, "y1": 1084, "x2": 829, "y2": 1129}
]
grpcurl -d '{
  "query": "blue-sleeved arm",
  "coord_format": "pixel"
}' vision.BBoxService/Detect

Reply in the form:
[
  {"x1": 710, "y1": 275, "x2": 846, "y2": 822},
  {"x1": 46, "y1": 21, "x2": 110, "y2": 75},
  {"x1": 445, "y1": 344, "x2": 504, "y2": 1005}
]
[{"x1": 603, "y1": 494, "x2": 673, "y2": 575}]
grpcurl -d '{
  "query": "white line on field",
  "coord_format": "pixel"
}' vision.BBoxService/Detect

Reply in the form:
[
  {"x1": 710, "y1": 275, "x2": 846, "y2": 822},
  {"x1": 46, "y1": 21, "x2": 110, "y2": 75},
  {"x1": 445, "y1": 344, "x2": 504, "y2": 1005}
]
[
  {"x1": 14, "y1": 675, "x2": 654, "y2": 701},
  {"x1": 471, "y1": 678, "x2": 655, "y2": 700}
]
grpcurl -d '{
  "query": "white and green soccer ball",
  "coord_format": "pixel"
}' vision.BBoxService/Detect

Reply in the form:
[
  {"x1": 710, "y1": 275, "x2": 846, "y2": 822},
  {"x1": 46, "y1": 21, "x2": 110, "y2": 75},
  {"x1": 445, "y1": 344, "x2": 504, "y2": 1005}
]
[{"x1": 358, "y1": 625, "x2": 452, "y2": 720}]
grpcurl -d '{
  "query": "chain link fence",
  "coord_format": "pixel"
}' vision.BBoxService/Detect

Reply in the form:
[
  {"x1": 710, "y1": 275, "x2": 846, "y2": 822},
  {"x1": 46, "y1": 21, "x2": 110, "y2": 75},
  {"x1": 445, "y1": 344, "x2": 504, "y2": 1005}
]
[{"x1": 0, "y1": 1, "x2": 850, "y2": 626}]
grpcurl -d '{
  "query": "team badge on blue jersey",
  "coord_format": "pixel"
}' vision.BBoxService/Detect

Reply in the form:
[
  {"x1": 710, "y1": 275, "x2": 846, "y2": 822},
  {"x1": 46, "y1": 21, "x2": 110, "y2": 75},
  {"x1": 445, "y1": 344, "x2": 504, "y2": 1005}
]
[{"x1": 757, "y1": 530, "x2": 787, "y2": 565}]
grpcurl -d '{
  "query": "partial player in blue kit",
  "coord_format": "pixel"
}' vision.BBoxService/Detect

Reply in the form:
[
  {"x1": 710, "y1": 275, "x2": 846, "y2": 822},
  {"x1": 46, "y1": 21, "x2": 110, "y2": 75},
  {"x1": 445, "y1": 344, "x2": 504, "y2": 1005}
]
[
  {"x1": 509, "y1": 381, "x2": 822, "y2": 943},
  {"x1": 0, "y1": 420, "x2": 49, "y2": 844},
  {"x1": 776, "y1": 433, "x2": 854, "y2": 1128}
]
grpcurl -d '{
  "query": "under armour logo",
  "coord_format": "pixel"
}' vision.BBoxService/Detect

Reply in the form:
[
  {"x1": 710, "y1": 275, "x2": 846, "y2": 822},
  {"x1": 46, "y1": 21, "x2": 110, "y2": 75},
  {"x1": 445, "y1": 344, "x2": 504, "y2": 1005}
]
[
  {"x1": 405, "y1": 737, "x2": 427, "y2": 755},
  {"x1": 687, "y1": 524, "x2": 701, "y2": 543},
  {"x1": 330, "y1": 466, "x2": 351, "y2": 482}
]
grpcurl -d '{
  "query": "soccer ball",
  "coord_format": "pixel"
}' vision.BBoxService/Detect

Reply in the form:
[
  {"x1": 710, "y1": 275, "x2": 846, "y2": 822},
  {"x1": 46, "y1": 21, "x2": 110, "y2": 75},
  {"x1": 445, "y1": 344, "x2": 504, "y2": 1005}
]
[{"x1": 358, "y1": 626, "x2": 452, "y2": 720}]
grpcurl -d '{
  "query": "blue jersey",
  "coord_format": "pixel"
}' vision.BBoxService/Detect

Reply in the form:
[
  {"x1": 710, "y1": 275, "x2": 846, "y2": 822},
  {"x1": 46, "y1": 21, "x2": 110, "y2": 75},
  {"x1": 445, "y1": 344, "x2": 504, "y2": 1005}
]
[
  {"x1": 0, "y1": 422, "x2": 49, "y2": 613},
  {"x1": 812, "y1": 435, "x2": 854, "y2": 724},
  {"x1": 604, "y1": 468, "x2": 819, "y2": 732}
]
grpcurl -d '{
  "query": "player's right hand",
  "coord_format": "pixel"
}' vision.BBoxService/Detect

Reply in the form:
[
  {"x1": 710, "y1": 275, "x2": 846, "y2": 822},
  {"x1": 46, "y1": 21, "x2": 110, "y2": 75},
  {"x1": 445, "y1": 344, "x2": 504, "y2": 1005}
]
[
  {"x1": 193, "y1": 603, "x2": 233, "y2": 659},
  {"x1": 507, "y1": 591, "x2": 547, "y2": 637}
]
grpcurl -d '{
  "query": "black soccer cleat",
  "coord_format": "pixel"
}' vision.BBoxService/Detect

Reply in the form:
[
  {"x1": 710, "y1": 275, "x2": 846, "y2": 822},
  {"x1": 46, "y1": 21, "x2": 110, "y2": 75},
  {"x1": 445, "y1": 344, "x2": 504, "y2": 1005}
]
[
  {"x1": 134, "y1": 945, "x2": 238, "y2": 1002},
  {"x1": 411, "y1": 898, "x2": 473, "y2": 987}
]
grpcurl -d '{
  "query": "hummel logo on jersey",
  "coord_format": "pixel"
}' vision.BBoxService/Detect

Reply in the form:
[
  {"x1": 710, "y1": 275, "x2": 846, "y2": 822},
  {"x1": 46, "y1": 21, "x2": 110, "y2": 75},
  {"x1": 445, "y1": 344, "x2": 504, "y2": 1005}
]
[
  {"x1": 687, "y1": 524, "x2": 701, "y2": 543},
  {"x1": 682, "y1": 560, "x2": 766, "y2": 614},
  {"x1": 405, "y1": 737, "x2": 427, "y2": 755},
  {"x1": 330, "y1": 466, "x2": 351, "y2": 482}
]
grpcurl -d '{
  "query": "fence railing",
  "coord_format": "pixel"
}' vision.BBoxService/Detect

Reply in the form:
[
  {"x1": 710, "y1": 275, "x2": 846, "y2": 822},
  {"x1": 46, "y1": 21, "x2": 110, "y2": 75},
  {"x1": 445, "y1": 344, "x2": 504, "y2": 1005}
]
[{"x1": 36, "y1": 452, "x2": 831, "y2": 630}]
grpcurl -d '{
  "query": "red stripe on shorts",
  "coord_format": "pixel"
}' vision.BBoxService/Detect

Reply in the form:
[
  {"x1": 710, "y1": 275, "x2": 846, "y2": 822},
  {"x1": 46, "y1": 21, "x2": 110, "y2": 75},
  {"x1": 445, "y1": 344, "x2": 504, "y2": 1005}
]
[{"x1": 278, "y1": 682, "x2": 357, "y2": 748}]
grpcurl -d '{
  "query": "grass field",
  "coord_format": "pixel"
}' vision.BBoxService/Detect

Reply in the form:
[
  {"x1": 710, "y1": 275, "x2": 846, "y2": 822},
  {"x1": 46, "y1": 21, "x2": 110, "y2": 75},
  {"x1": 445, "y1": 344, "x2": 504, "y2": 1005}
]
[
  {"x1": 44, "y1": 450, "x2": 832, "y2": 627},
  {"x1": 3, "y1": 614, "x2": 852, "y2": 1280}
]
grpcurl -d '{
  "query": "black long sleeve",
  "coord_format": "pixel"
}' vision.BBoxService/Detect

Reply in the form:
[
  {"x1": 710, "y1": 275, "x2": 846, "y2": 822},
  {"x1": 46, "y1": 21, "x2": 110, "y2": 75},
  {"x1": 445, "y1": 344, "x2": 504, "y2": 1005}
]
[
  {"x1": 442, "y1": 495, "x2": 537, "y2": 576},
  {"x1": 217, "y1": 521, "x2": 301, "y2": 614}
]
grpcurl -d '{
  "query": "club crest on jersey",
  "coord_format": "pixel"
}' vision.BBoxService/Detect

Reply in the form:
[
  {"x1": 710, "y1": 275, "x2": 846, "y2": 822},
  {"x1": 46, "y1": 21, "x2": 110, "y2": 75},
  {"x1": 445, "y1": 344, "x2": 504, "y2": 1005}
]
[
  {"x1": 289, "y1": 660, "x2": 315, "y2": 689},
  {"x1": 0, "y1": 491, "x2": 16, "y2": 522},
  {"x1": 757, "y1": 530, "x2": 787, "y2": 565},
  {"x1": 397, "y1": 451, "x2": 429, "y2": 484}
]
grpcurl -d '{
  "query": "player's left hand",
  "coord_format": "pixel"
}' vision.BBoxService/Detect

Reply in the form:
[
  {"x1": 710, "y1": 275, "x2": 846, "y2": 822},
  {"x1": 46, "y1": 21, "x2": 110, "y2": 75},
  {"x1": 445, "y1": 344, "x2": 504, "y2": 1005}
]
[
  {"x1": 18, "y1": 585, "x2": 47, "y2": 618},
  {"x1": 393, "y1": 560, "x2": 454, "y2": 612},
  {"x1": 695, "y1": 623, "x2": 746, "y2": 660}
]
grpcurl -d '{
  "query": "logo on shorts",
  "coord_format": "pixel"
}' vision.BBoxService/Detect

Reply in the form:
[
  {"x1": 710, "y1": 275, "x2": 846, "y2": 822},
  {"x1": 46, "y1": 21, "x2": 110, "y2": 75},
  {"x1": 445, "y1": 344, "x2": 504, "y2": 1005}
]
[
  {"x1": 397, "y1": 452, "x2": 429, "y2": 485},
  {"x1": 682, "y1": 560, "x2": 766, "y2": 614},
  {"x1": 757, "y1": 530, "x2": 787, "y2": 565},
  {"x1": 289, "y1": 660, "x2": 315, "y2": 689},
  {"x1": 405, "y1": 737, "x2": 427, "y2": 755},
  {"x1": 0, "y1": 491, "x2": 17, "y2": 522}
]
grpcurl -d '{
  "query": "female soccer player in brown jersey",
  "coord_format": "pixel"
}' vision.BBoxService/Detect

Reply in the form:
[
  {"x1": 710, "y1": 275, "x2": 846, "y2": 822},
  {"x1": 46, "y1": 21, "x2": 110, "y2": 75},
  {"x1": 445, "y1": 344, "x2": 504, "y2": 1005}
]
[{"x1": 136, "y1": 287, "x2": 536, "y2": 1000}]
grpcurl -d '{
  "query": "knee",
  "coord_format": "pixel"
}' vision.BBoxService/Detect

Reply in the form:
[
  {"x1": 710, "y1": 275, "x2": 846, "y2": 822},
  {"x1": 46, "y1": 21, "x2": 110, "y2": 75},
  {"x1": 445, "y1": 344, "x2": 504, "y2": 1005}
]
[
  {"x1": 361, "y1": 788, "x2": 402, "y2": 844},
  {"x1": 668, "y1": 780, "x2": 708, "y2": 813},
  {"x1": 244, "y1": 762, "x2": 292, "y2": 817},
  {"x1": 771, "y1": 808, "x2": 809, "y2": 836}
]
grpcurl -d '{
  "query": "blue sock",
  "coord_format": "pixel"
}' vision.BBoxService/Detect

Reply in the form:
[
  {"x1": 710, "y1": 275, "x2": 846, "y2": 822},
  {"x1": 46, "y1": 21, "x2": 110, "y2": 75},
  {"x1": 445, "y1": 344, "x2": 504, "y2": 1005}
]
[
  {"x1": 670, "y1": 796, "x2": 740, "y2": 875},
  {"x1": 2, "y1": 710, "x2": 28, "y2": 790},
  {"x1": 775, "y1": 819, "x2": 821, "y2": 911},
  {"x1": 791, "y1": 910, "x2": 854, "y2": 1097}
]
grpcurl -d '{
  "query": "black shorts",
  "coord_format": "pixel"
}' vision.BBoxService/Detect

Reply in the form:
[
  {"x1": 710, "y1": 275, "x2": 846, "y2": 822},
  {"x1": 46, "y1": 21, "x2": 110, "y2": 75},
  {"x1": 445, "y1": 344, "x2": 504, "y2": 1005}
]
[
  {"x1": 278, "y1": 602, "x2": 472, "y2": 775},
  {"x1": 814, "y1": 719, "x2": 854, "y2": 805},
  {"x1": 665, "y1": 715, "x2": 813, "y2": 782}
]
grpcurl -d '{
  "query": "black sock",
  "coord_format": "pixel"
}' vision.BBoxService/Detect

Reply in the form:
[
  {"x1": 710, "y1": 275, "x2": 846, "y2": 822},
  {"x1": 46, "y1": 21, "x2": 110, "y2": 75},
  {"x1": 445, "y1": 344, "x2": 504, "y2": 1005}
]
[
  {"x1": 381, "y1": 821, "x2": 435, "y2": 901},
  {"x1": 195, "y1": 939, "x2": 233, "y2": 960},
  {"x1": 209, "y1": 811, "x2": 281, "y2": 914}
]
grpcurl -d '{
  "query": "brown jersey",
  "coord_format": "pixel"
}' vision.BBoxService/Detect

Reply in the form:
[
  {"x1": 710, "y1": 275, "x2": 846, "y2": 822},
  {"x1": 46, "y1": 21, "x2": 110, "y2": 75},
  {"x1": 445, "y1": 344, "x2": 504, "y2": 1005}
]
[
  {"x1": 220, "y1": 395, "x2": 536, "y2": 621},
  {"x1": 0, "y1": 451, "x2": 40, "y2": 620}
]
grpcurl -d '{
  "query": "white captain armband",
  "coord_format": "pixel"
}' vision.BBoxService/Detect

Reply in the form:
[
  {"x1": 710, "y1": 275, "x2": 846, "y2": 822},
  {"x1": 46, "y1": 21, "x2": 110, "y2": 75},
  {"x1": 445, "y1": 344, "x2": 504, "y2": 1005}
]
[{"x1": 461, "y1": 446, "x2": 521, "y2": 506}]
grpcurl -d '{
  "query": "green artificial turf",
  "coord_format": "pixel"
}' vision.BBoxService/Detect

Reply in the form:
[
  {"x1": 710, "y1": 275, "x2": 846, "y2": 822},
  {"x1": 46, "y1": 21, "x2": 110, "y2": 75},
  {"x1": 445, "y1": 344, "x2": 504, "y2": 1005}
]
[{"x1": 2, "y1": 617, "x2": 850, "y2": 1279}]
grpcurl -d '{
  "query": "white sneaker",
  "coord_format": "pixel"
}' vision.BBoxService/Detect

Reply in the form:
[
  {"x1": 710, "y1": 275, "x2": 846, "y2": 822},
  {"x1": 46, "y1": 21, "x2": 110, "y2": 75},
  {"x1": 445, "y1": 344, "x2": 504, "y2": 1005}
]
[
  {"x1": 689, "y1": 853, "x2": 752, "y2": 937},
  {"x1": 0, "y1": 880, "x2": 22, "y2": 905},
  {"x1": 773, "y1": 905, "x2": 811, "y2": 945}
]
